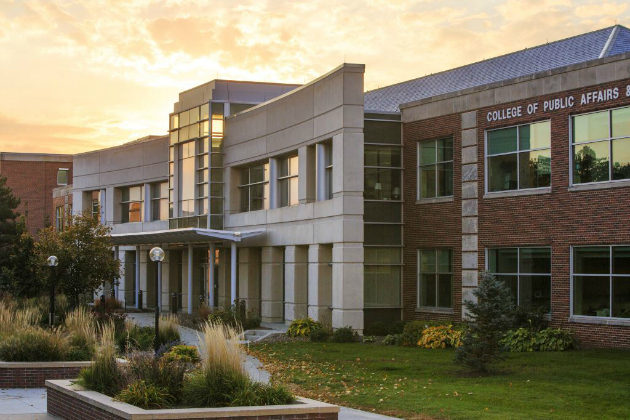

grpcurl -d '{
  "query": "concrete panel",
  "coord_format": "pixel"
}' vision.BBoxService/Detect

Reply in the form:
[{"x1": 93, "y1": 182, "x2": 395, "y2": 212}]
[
  {"x1": 73, "y1": 154, "x2": 100, "y2": 176},
  {"x1": 462, "y1": 164, "x2": 478, "y2": 182},
  {"x1": 542, "y1": 74, "x2": 562, "y2": 95},
  {"x1": 314, "y1": 72, "x2": 344, "y2": 115},
  {"x1": 313, "y1": 107, "x2": 344, "y2": 139},
  {"x1": 266, "y1": 86, "x2": 315, "y2": 134},
  {"x1": 462, "y1": 251, "x2": 478, "y2": 270},
  {"x1": 266, "y1": 121, "x2": 314, "y2": 155},
  {"x1": 343, "y1": 105, "x2": 365, "y2": 130},
  {"x1": 494, "y1": 86, "x2": 512, "y2": 104},
  {"x1": 462, "y1": 199, "x2": 478, "y2": 217},
  {"x1": 461, "y1": 129, "x2": 477, "y2": 147},
  {"x1": 462, "y1": 235, "x2": 478, "y2": 252},
  {"x1": 343, "y1": 71, "x2": 365, "y2": 106},
  {"x1": 461, "y1": 111, "x2": 477, "y2": 130},
  {"x1": 462, "y1": 217, "x2": 478, "y2": 234},
  {"x1": 462, "y1": 182, "x2": 478, "y2": 199},
  {"x1": 462, "y1": 270, "x2": 478, "y2": 287},
  {"x1": 596, "y1": 62, "x2": 617, "y2": 84},
  {"x1": 615, "y1": 60, "x2": 630, "y2": 79},
  {"x1": 462, "y1": 146, "x2": 477, "y2": 165}
]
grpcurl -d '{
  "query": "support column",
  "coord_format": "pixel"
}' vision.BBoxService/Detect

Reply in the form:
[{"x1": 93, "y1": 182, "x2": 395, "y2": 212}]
[
  {"x1": 308, "y1": 244, "x2": 332, "y2": 323},
  {"x1": 269, "y1": 158, "x2": 279, "y2": 209},
  {"x1": 461, "y1": 111, "x2": 479, "y2": 319},
  {"x1": 230, "y1": 242, "x2": 237, "y2": 306},
  {"x1": 332, "y1": 242, "x2": 364, "y2": 331},
  {"x1": 143, "y1": 184, "x2": 151, "y2": 222},
  {"x1": 316, "y1": 143, "x2": 327, "y2": 201},
  {"x1": 139, "y1": 247, "x2": 148, "y2": 309},
  {"x1": 135, "y1": 246, "x2": 141, "y2": 309},
  {"x1": 284, "y1": 246, "x2": 308, "y2": 322},
  {"x1": 209, "y1": 243, "x2": 216, "y2": 307},
  {"x1": 238, "y1": 248, "x2": 261, "y2": 314},
  {"x1": 261, "y1": 246, "x2": 284, "y2": 323},
  {"x1": 160, "y1": 248, "x2": 170, "y2": 312},
  {"x1": 298, "y1": 145, "x2": 316, "y2": 204},
  {"x1": 187, "y1": 244, "x2": 193, "y2": 315},
  {"x1": 218, "y1": 248, "x2": 231, "y2": 308}
]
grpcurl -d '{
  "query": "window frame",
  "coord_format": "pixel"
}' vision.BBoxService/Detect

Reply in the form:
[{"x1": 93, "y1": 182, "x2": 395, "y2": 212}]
[
  {"x1": 417, "y1": 248, "x2": 453, "y2": 310},
  {"x1": 324, "y1": 142, "x2": 333, "y2": 200},
  {"x1": 238, "y1": 162, "x2": 270, "y2": 212},
  {"x1": 91, "y1": 199, "x2": 100, "y2": 222},
  {"x1": 417, "y1": 137, "x2": 454, "y2": 200},
  {"x1": 570, "y1": 245, "x2": 630, "y2": 320},
  {"x1": 151, "y1": 181, "x2": 169, "y2": 221},
  {"x1": 120, "y1": 185, "x2": 143, "y2": 224},
  {"x1": 569, "y1": 105, "x2": 630, "y2": 186},
  {"x1": 277, "y1": 154, "x2": 299, "y2": 208},
  {"x1": 485, "y1": 120, "x2": 552, "y2": 194},
  {"x1": 486, "y1": 246, "x2": 552, "y2": 313},
  {"x1": 55, "y1": 206, "x2": 64, "y2": 231},
  {"x1": 57, "y1": 168, "x2": 69, "y2": 186}
]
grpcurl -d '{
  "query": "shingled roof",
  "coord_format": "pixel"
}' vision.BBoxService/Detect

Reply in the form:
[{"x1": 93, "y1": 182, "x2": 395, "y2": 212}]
[{"x1": 364, "y1": 25, "x2": 630, "y2": 113}]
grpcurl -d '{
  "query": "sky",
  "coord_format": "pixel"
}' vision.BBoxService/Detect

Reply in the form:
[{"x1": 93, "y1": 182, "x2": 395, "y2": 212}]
[{"x1": 0, "y1": 0, "x2": 629, "y2": 154}]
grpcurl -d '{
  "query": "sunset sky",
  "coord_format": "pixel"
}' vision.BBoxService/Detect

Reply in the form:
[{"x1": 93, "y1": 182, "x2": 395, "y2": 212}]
[{"x1": 1, "y1": 0, "x2": 629, "y2": 154}]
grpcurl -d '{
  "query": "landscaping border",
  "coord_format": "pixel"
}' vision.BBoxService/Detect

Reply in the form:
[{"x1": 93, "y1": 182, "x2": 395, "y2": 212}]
[
  {"x1": 47, "y1": 379, "x2": 339, "y2": 420},
  {"x1": 0, "y1": 361, "x2": 92, "y2": 388}
]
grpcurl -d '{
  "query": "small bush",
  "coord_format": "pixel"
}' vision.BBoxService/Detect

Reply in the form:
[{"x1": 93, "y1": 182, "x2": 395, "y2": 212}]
[
  {"x1": 502, "y1": 327, "x2": 578, "y2": 352},
  {"x1": 115, "y1": 380, "x2": 175, "y2": 409},
  {"x1": 118, "y1": 320, "x2": 155, "y2": 352},
  {"x1": 382, "y1": 334, "x2": 397, "y2": 345},
  {"x1": 0, "y1": 300, "x2": 40, "y2": 338},
  {"x1": 388, "y1": 320, "x2": 406, "y2": 335},
  {"x1": 125, "y1": 352, "x2": 188, "y2": 401},
  {"x1": 332, "y1": 326, "x2": 356, "y2": 343},
  {"x1": 0, "y1": 327, "x2": 69, "y2": 362},
  {"x1": 418, "y1": 325, "x2": 462, "y2": 349},
  {"x1": 362, "y1": 335, "x2": 376, "y2": 343},
  {"x1": 513, "y1": 306, "x2": 549, "y2": 330},
  {"x1": 207, "y1": 300, "x2": 260, "y2": 331},
  {"x1": 77, "y1": 322, "x2": 124, "y2": 396},
  {"x1": 163, "y1": 345, "x2": 200, "y2": 364},
  {"x1": 158, "y1": 314, "x2": 180, "y2": 346},
  {"x1": 64, "y1": 307, "x2": 98, "y2": 358},
  {"x1": 286, "y1": 318, "x2": 322, "y2": 337},
  {"x1": 229, "y1": 380, "x2": 294, "y2": 407},
  {"x1": 310, "y1": 328, "x2": 331, "y2": 342}
]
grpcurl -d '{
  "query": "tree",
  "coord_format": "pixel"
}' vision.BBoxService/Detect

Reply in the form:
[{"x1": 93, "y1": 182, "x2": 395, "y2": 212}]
[
  {"x1": 0, "y1": 218, "x2": 40, "y2": 296},
  {"x1": 0, "y1": 176, "x2": 21, "y2": 270},
  {"x1": 36, "y1": 213, "x2": 120, "y2": 306},
  {"x1": 455, "y1": 272, "x2": 516, "y2": 372}
]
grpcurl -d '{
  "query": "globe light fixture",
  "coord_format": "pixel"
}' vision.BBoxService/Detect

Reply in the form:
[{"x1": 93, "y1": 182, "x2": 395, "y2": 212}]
[
  {"x1": 47, "y1": 255, "x2": 58, "y2": 267},
  {"x1": 149, "y1": 247, "x2": 165, "y2": 262}
]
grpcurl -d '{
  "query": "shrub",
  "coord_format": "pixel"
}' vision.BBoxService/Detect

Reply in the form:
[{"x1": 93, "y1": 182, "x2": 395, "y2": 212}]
[
  {"x1": 118, "y1": 320, "x2": 155, "y2": 352},
  {"x1": 229, "y1": 380, "x2": 294, "y2": 407},
  {"x1": 418, "y1": 325, "x2": 462, "y2": 349},
  {"x1": 332, "y1": 326, "x2": 356, "y2": 343},
  {"x1": 0, "y1": 300, "x2": 40, "y2": 338},
  {"x1": 207, "y1": 301, "x2": 261, "y2": 331},
  {"x1": 77, "y1": 322, "x2": 124, "y2": 396},
  {"x1": 455, "y1": 272, "x2": 516, "y2": 372},
  {"x1": 115, "y1": 380, "x2": 175, "y2": 409},
  {"x1": 0, "y1": 327, "x2": 69, "y2": 361},
  {"x1": 158, "y1": 314, "x2": 180, "y2": 346},
  {"x1": 64, "y1": 307, "x2": 98, "y2": 358},
  {"x1": 362, "y1": 335, "x2": 376, "y2": 343},
  {"x1": 94, "y1": 297, "x2": 123, "y2": 312},
  {"x1": 286, "y1": 318, "x2": 322, "y2": 337},
  {"x1": 513, "y1": 306, "x2": 549, "y2": 330},
  {"x1": 163, "y1": 345, "x2": 200, "y2": 364},
  {"x1": 388, "y1": 320, "x2": 406, "y2": 335},
  {"x1": 124, "y1": 352, "x2": 188, "y2": 402},
  {"x1": 310, "y1": 328, "x2": 331, "y2": 342},
  {"x1": 382, "y1": 334, "x2": 397, "y2": 346},
  {"x1": 502, "y1": 327, "x2": 578, "y2": 352}
]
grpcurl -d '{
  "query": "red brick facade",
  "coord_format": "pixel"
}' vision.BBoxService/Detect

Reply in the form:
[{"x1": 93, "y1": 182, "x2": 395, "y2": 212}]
[
  {"x1": 0, "y1": 154, "x2": 72, "y2": 236},
  {"x1": 403, "y1": 77, "x2": 630, "y2": 348},
  {"x1": 0, "y1": 364, "x2": 86, "y2": 388}
]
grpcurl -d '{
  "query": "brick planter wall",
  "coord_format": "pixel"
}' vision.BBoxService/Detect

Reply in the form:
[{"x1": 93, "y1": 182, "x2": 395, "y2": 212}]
[
  {"x1": 47, "y1": 380, "x2": 339, "y2": 420},
  {"x1": 0, "y1": 362, "x2": 90, "y2": 388}
]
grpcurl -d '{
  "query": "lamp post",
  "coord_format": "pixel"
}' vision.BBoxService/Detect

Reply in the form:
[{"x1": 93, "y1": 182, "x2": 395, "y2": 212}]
[
  {"x1": 47, "y1": 256, "x2": 58, "y2": 330},
  {"x1": 149, "y1": 247, "x2": 164, "y2": 353}
]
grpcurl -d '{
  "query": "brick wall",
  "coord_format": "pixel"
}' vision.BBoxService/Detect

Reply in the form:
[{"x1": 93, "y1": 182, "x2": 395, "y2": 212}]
[
  {"x1": 0, "y1": 365, "x2": 84, "y2": 388},
  {"x1": 0, "y1": 159, "x2": 72, "y2": 236},
  {"x1": 402, "y1": 77, "x2": 630, "y2": 347},
  {"x1": 47, "y1": 386, "x2": 338, "y2": 420}
]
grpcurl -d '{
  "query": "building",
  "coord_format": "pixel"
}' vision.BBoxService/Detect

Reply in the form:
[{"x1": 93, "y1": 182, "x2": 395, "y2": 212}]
[
  {"x1": 0, "y1": 153, "x2": 73, "y2": 236},
  {"x1": 68, "y1": 25, "x2": 630, "y2": 347}
]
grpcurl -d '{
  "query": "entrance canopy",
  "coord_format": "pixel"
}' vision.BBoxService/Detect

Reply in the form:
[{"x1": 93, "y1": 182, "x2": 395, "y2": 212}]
[{"x1": 110, "y1": 227, "x2": 264, "y2": 246}]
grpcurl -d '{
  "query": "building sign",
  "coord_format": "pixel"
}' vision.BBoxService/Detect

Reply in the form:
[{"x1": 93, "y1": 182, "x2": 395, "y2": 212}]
[{"x1": 487, "y1": 83, "x2": 630, "y2": 122}]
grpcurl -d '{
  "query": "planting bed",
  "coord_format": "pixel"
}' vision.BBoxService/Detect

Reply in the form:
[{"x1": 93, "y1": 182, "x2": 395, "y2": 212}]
[
  {"x1": 0, "y1": 361, "x2": 91, "y2": 388},
  {"x1": 47, "y1": 379, "x2": 339, "y2": 420}
]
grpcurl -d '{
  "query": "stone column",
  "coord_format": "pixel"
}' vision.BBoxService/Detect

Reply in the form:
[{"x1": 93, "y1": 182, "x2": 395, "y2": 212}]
[
  {"x1": 261, "y1": 246, "x2": 284, "y2": 323},
  {"x1": 160, "y1": 248, "x2": 170, "y2": 312},
  {"x1": 461, "y1": 110, "x2": 480, "y2": 318},
  {"x1": 238, "y1": 248, "x2": 261, "y2": 314},
  {"x1": 332, "y1": 242, "x2": 364, "y2": 331},
  {"x1": 139, "y1": 247, "x2": 148, "y2": 309},
  {"x1": 284, "y1": 246, "x2": 308, "y2": 322},
  {"x1": 298, "y1": 145, "x2": 316, "y2": 204},
  {"x1": 218, "y1": 248, "x2": 232, "y2": 308},
  {"x1": 308, "y1": 244, "x2": 332, "y2": 323}
]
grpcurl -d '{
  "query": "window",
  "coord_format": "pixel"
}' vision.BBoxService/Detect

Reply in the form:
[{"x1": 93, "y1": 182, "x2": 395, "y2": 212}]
[
  {"x1": 178, "y1": 141, "x2": 195, "y2": 217},
  {"x1": 55, "y1": 206, "x2": 64, "y2": 231},
  {"x1": 365, "y1": 248, "x2": 401, "y2": 307},
  {"x1": 239, "y1": 162, "x2": 269, "y2": 212},
  {"x1": 572, "y1": 246, "x2": 630, "y2": 318},
  {"x1": 487, "y1": 247, "x2": 551, "y2": 312},
  {"x1": 324, "y1": 143, "x2": 333, "y2": 200},
  {"x1": 120, "y1": 186, "x2": 143, "y2": 223},
  {"x1": 57, "y1": 168, "x2": 69, "y2": 186},
  {"x1": 487, "y1": 121, "x2": 551, "y2": 192},
  {"x1": 418, "y1": 249, "x2": 453, "y2": 308},
  {"x1": 91, "y1": 199, "x2": 100, "y2": 222},
  {"x1": 151, "y1": 182, "x2": 168, "y2": 221},
  {"x1": 278, "y1": 155, "x2": 298, "y2": 207},
  {"x1": 418, "y1": 138, "x2": 453, "y2": 198},
  {"x1": 572, "y1": 106, "x2": 630, "y2": 184}
]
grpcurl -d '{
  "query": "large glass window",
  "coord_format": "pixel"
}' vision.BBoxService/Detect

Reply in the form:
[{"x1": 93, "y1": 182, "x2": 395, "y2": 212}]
[
  {"x1": 120, "y1": 185, "x2": 143, "y2": 223},
  {"x1": 278, "y1": 155, "x2": 298, "y2": 207},
  {"x1": 572, "y1": 106, "x2": 630, "y2": 184},
  {"x1": 365, "y1": 248, "x2": 401, "y2": 307},
  {"x1": 151, "y1": 182, "x2": 168, "y2": 221},
  {"x1": 178, "y1": 141, "x2": 195, "y2": 217},
  {"x1": 55, "y1": 206, "x2": 64, "y2": 231},
  {"x1": 573, "y1": 246, "x2": 630, "y2": 318},
  {"x1": 239, "y1": 162, "x2": 269, "y2": 212},
  {"x1": 57, "y1": 168, "x2": 69, "y2": 186},
  {"x1": 91, "y1": 199, "x2": 100, "y2": 222},
  {"x1": 418, "y1": 249, "x2": 453, "y2": 308},
  {"x1": 487, "y1": 121, "x2": 551, "y2": 192},
  {"x1": 418, "y1": 138, "x2": 453, "y2": 199},
  {"x1": 488, "y1": 247, "x2": 551, "y2": 312}
]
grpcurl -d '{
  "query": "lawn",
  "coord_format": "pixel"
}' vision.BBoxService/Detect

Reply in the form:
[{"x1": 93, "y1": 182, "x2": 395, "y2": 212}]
[{"x1": 250, "y1": 341, "x2": 630, "y2": 419}]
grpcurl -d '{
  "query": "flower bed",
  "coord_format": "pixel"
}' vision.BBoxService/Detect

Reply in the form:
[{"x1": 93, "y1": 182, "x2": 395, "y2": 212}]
[
  {"x1": 47, "y1": 379, "x2": 339, "y2": 420},
  {"x1": 0, "y1": 361, "x2": 91, "y2": 388}
]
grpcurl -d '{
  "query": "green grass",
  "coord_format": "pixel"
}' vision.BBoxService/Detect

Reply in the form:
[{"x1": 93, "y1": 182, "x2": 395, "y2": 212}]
[{"x1": 250, "y1": 342, "x2": 630, "y2": 419}]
